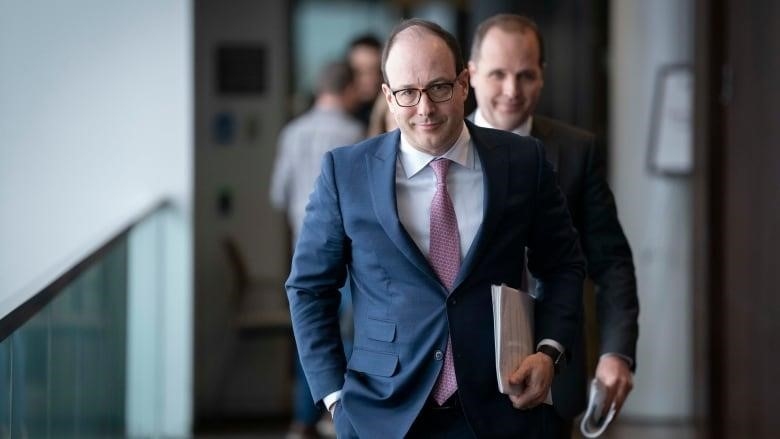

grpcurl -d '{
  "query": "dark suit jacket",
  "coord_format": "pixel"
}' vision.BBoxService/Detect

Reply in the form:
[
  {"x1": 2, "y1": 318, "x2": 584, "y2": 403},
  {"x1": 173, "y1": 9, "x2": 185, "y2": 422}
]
[
  {"x1": 286, "y1": 121, "x2": 586, "y2": 438},
  {"x1": 470, "y1": 112, "x2": 639, "y2": 419}
]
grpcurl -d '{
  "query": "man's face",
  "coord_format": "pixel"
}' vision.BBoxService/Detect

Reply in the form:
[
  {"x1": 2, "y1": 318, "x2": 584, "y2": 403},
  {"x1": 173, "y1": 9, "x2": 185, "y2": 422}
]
[
  {"x1": 382, "y1": 30, "x2": 468, "y2": 156},
  {"x1": 349, "y1": 45, "x2": 383, "y2": 103},
  {"x1": 468, "y1": 27, "x2": 544, "y2": 131}
]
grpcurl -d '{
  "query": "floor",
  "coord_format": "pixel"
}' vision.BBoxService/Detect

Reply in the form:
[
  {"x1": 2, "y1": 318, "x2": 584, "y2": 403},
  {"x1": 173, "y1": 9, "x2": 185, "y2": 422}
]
[
  {"x1": 600, "y1": 420, "x2": 696, "y2": 439},
  {"x1": 195, "y1": 417, "x2": 697, "y2": 439}
]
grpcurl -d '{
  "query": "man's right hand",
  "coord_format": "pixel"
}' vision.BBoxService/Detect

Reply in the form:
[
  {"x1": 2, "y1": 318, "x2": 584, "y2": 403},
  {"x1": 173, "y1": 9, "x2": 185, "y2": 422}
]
[
  {"x1": 595, "y1": 355, "x2": 633, "y2": 417},
  {"x1": 507, "y1": 352, "x2": 554, "y2": 409}
]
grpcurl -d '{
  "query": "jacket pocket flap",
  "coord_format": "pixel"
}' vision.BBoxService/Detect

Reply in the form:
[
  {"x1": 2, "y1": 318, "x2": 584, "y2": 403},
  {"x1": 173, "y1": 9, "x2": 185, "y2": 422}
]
[
  {"x1": 348, "y1": 348, "x2": 398, "y2": 377},
  {"x1": 366, "y1": 319, "x2": 396, "y2": 342}
]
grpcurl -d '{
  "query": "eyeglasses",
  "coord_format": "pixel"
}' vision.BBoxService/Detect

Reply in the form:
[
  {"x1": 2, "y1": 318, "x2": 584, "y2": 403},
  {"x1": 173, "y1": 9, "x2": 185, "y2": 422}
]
[{"x1": 390, "y1": 81, "x2": 456, "y2": 107}]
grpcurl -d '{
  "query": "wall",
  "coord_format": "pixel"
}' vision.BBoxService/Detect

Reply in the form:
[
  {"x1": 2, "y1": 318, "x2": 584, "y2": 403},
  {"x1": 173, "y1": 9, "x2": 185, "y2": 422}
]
[
  {"x1": 699, "y1": 1, "x2": 780, "y2": 436},
  {"x1": 0, "y1": 0, "x2": 193, "y2": 434},
  {"x1": 294, "y1": 0, "x2": 399, "y2": 99},
  {"x1": 610, "y1": 0, "x2": 694, "y2": 420},
  {"x1": 194, "y1": 0, "x2": 292, "y2": 418},
  {"x1": 0, "y1": 0, "x2": 192, "y2": 319}
]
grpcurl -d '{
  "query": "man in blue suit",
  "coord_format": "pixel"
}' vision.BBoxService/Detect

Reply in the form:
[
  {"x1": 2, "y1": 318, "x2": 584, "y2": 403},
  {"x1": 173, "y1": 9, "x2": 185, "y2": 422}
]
[{"x1": 287, "y1": 18, "x2": 585, "y2": 438}]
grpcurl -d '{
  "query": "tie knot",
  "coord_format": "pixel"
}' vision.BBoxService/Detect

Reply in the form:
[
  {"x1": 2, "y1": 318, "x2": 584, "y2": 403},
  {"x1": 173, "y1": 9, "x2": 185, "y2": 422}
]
[{"x1": 430, "y1": 158, "x2": 451, "y2": 185}]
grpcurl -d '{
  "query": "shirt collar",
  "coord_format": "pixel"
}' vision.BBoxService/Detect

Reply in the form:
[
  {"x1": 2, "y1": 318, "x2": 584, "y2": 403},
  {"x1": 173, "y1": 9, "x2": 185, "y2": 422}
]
[
  {"x1": 398, "y1": 123, "x2": 473, "y2": 179},
  {"x1": 474, "y1": 108, "x2": 533, "y2": 137}
]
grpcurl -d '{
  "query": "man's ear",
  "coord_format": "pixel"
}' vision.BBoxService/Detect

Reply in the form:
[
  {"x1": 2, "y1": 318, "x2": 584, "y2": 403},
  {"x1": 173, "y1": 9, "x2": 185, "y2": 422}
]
[
  {"x1": 467, "y1": 61, "x2": 478, "y2": 87},
  {"x1": 458, "y1": 69, "x2": 470, "y2": 100},
  {"x1": 381, "y1": 83, "x2": 395, "y2": 109}
]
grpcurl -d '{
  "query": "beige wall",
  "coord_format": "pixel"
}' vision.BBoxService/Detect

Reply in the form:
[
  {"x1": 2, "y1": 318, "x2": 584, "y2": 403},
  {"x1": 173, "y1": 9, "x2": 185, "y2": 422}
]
[
  {"x1": 610, "y1": 0, "x2": 694, "y2": 420},
  {"x1": 193, "y1": 0, "x2": 292, "y2": 418}
]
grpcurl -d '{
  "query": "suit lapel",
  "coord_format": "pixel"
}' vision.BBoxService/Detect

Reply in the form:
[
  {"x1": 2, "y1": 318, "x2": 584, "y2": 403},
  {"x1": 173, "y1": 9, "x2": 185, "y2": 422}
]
[
  {"x1": 365, "y1": 124, "x2": 514, "y2": 292},
  {"x1": 469, "y1": 109, "x2": 559, "y2": 171},
  {"x1": 531, "y1": 117, "x2": 559, "y2": 171},
  {"x1": 453, "y1": 121, "x2": 508, "y2": 290},
  {"x1": 366, "y1": 131, "x2": 439, "y2": 284}
]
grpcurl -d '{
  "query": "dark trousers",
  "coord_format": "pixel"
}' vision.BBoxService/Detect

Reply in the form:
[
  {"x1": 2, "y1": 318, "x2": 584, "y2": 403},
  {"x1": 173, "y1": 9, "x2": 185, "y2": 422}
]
[
  {"x1": 546, "y1": 407, "x2": 574, "y2": 439},
  {"x1": 406, "y1": 392, "x2": 474, "y2": 438},
  {"x1": 557, "y1": 418, "x2": 574, "y2": 439},
  {"x1": 407, "y1": 396, "x2": 574, "y2": 438}
]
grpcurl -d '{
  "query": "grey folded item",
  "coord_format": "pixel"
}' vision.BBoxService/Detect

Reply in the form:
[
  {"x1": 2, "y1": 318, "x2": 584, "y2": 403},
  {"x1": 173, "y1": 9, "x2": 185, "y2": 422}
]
[{"x1": 579, "y1": 378, "x2": 617, "y2": 438}]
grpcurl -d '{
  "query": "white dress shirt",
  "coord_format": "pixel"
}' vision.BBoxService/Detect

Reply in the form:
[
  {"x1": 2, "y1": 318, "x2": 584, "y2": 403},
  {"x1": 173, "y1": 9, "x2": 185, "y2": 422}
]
[
  {"x1": 396, "y1": 123, "x2": 484, "y2": 261},
  {"x1": 474, "y1": 108, "x2": 533, "y2": 137}
]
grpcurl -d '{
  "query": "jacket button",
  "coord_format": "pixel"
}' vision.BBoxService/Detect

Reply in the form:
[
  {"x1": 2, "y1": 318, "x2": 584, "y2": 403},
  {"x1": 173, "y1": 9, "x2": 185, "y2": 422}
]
[
  {"x1": 434, "y1": 350, "x2": 444, "y2": 361},
  {"x1": 450, "y1": 298, "x2": 457, "y2": 305}
]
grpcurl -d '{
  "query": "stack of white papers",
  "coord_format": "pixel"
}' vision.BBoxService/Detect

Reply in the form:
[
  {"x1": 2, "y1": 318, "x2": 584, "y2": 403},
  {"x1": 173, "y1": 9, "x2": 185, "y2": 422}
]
[
  {"x1": 579, "y1": 378, "x2": 617, "y2": 438},
  {"x1": 491, "y1": 284, "x2": 535, "y2": 394}
]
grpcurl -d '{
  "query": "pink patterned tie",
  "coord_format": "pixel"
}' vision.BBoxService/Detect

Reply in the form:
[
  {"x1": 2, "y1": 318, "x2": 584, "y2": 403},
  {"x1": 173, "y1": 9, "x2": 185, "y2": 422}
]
[{"x1": 428, "y1": 158, "x2": 460, "y2": 405}]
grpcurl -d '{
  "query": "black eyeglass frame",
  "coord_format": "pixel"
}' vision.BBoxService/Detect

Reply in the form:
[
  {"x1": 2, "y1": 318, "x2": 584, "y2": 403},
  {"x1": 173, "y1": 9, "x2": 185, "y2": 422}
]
[{"x1": 389, "y1": 80, "x2": 457, "y2": 107}]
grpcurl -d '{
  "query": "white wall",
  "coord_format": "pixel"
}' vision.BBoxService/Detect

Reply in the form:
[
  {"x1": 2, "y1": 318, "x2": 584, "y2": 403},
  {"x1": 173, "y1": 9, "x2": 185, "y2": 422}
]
[
  {"x1": 610, "y1": 0, "x2": 694, "y2": 420},
  {"x1": 0, "y1": 0, "x2": 192, "y2": 318},
  {"x1": 0, "y1": 0, "x2": 192, "y2": 435}
]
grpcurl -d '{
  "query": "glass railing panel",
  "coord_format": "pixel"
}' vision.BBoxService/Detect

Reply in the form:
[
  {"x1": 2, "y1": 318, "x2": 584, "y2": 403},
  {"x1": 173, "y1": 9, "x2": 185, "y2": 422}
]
[
  {"x1": 15, "y1": 306, "x2": 50, "y2": 438},
  {"x1": 48, "y1": 238, "x2": 127, "y2": 438},
  {"x1": 0, "y1": 337, "x2": 10, "y2": 436},
  {"x1": 80, "y1": 238, "x2": 127, "y2": 437},
  {"x1": 0, "y1": 202, "x2": 189, "y2": 437},
  {"x1": 49, "y1": 277, "x2": 87, "y2": 437}
]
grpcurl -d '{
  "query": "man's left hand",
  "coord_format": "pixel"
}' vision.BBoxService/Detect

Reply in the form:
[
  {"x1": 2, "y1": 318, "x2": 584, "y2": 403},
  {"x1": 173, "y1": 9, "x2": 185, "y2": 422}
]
[
  {"x1": 595, "y1": 355, "x2": 633, "y2": 417},
  {"x1": 507, "y1": 352, "x2": 554, "y2": 409}
]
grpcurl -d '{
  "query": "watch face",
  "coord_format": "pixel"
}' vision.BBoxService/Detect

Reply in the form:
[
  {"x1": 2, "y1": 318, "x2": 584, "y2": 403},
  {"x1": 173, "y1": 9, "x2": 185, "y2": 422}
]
[
  {"x1": 540, "y1": 346, "x2": 562, "y2": 375},
  {"x1": 539, "y1": 345, "x2": 562, "y2": 366}
]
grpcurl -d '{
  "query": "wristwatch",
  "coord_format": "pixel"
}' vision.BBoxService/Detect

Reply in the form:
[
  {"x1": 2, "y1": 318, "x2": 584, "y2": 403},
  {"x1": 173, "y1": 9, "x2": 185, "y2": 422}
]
[{"x1": 537, "y1": 344, "x2": 565, "y2": 375}]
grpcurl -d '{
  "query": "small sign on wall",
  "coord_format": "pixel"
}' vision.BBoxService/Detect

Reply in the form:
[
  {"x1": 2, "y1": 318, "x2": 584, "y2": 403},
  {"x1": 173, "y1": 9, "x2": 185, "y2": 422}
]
[
  {"x1": 213, "y1": 111, "x2": 236, "y2": 145},
  {"x1": 216, "y1": 44, "x2": 266, "y2": 95},
  {"x1": 647, "y1": 64, "x2": 693, "y2": 176}
]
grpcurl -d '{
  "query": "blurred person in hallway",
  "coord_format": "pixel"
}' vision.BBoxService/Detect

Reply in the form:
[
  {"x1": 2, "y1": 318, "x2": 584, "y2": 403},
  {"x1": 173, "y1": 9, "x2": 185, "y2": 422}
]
[
  {"x1": 346, "y1": 34, "x2": 384, "y2": 130},
  {"x1": 468, "y1": 13, "x2": 639, "y2": 438},
  {"x1": 270, "y1": 59, "x2": 363, "y2": 439},
  {"x1": 287, "y1": 18, "x2": 585, "y2": 438},
  {"x1": 367, "y1": 93, "x2": 398, "y2": 137},
  {"x1": 270, "y1": 59, "x2": 362, "y2": 243}
]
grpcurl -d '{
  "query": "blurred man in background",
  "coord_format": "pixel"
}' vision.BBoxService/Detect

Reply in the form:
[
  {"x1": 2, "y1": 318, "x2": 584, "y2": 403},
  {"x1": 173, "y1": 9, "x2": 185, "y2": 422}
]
[
  {"x1": 270, "y1": 60, "x2": 363, "y2": 439},
  {"x1": 468, "y1": 13, "x2": 639, "y2": 438},
  {"x1": 346, "y1": 34, "x2": 383, "y2": 130},
  {"x1": 270, "y1": 60, "x2": 362, "y2": 242}
]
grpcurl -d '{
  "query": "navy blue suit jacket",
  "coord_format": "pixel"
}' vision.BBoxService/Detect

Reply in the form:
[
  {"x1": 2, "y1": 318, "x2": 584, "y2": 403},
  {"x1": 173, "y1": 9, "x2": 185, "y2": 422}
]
[
  {"x1": 530, "y1": 116, "x2": 638, "y2": 419},
  {"x1": 286, "y1": 121, "x2": 585, "y2": 438},
  {"x1": 467, "y1": 112, "x2": 639, "y2": 420}
]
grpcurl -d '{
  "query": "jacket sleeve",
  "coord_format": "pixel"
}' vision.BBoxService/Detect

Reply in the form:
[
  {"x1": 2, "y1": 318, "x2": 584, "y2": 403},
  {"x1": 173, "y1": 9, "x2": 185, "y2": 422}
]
[
  {"x1": 527, "y1": 140, "x2": 587, "y2": 355},
  {"x1": 580, "y1": 138, "x2": 639, "y2": 366},
  {"x1": 286, "y1": 150, "x2": 349, "y2": 402}
]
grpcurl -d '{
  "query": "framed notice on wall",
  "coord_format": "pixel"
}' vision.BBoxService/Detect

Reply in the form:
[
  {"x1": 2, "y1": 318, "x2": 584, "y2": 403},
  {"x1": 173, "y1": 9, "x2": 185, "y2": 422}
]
[
  {"x1": 647, "y1": 64, "x2": 693, "y2": 176},
  {"x1": 216, "y1": 44, "x2": 266, "y2": 95}
]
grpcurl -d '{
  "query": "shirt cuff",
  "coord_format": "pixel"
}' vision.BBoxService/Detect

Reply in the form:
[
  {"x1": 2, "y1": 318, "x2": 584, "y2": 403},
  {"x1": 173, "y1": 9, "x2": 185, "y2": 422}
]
[
  {"x1": 323, "y1": 390, "x2": 342, "y2": 414},
  {"x1": 600, "y1": 352, "x2": 634, "y2": 369},
  {"x1": 537, "y1": 338, "x2": 565, "y2": 355}
]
